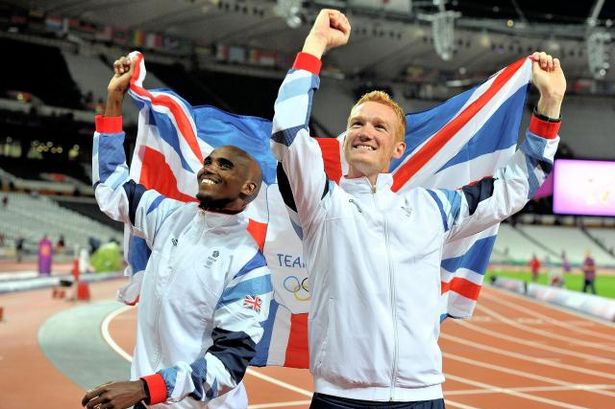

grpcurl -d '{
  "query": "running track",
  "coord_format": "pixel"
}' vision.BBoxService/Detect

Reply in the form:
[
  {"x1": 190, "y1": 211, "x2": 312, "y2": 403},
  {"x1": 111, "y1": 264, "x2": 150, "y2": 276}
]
[{"x1": 1, "y1": 278, "x2": 614, "y2": 409}]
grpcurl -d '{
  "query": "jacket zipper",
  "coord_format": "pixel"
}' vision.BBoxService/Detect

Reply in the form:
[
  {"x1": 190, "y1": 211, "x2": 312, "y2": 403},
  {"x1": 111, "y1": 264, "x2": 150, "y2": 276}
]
[
  {"x1": 371, "y1": 182, "x2": 399, "y2": 401},
  {"x1": 384, "y1": 212, "x2": 399, "y2": 400}
]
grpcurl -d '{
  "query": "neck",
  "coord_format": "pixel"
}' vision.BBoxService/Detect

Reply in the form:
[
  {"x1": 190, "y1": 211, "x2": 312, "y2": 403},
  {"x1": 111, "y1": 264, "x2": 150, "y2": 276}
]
[
  {"x1": 198, "y1": 199, "x2": 245, "y2": 214},
  {"x1": 346, "y1": 166, "x2": 380, "y2": 187}
]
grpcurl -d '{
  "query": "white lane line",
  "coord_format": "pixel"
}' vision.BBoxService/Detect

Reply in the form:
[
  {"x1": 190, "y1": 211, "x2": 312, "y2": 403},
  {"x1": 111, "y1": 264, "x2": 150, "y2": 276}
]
[
  {"x1": 447, "y1": 383, "x2": 615, "y2": 396},
  {"x1": 481, "y1": 288, "x2": 615, "y2": 336},
  {"x1": 453, "y1": 312, "x2": 615, "y2": 364},
  {"x1": 442, "y1": 332, "x2": 615, "y2": 382},
  {"x1": 101, "y1": 305, "x2": 133, "y2": 362},
  {"x1": 480, "y1": 294, "x2": 613, "y2": 342},
  {"x1": 248, "y1": 400, "x2": 311, "y2": 408},
  {"x1": 100, "y1": 306, "x2": 314, "y2": 398},
  {"x1": 445, "y1": 373, "x2": 591, "y2": 409},
  {"x1": 245, "y1": 369, "x2": 313, "y2": 397},
  {"x1": 443, "y1": 399, "x2": 482, "y2": 409},
  {"x1": 444, "y1": 352, "x2": 615, "y2": 399}
]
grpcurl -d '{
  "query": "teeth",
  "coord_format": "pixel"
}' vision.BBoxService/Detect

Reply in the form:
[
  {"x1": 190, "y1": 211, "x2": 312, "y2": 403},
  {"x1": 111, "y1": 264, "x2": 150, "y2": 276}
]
[
  {"x1": 201, "y1": 179, "x2": 216, "y2": 185},
  {"x1": 354, "y1": 145, "x2": 375, "y2": 151}
]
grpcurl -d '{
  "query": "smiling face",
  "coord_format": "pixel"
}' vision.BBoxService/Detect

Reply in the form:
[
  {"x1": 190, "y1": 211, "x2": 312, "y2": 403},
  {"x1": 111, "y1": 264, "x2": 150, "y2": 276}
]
[
  {"x1": 196, "y1": 146, "x2": 262, "y2": 213},
  {"x1": 343, "y1": 97, "x2": 406, "y2": 184}
]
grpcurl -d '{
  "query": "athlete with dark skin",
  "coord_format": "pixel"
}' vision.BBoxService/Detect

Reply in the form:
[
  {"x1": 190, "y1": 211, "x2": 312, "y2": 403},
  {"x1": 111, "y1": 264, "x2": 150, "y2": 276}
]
[{"x1": 81, "y1": 56, "x2": 263, "y2": 409}]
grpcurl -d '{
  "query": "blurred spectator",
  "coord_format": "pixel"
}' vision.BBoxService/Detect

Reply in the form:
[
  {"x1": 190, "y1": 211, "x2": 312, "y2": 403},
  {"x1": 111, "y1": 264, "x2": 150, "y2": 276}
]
[
  {"x1": 546, "y1": 255, "x2": 564, "y2": 287},
  {"x1": 94, "y1": 97, "x2": 105, "y2": 115},
  {"x1": 83, "y1": 90, "x2": 94, "y2": 106},
  {"x1": 78, "y1": 247, "x2": 91, "y2": 275},
  {"x1": 581, "y1": 251, "x2": 597, "y2": 294},
  {"x1": 56, "y1": 234, "x2": 65, "y2": 253},
  {"x1": 88, "y1": 236, "x2": 101, "y2": 254},
  {"x1": 15, "y1": 236, "x2": 24, "y2": 262},
  {"x1": 529, "y1": 254, "x2": 541, "y2": 282},
  {"x1": 38, "y1": 234, "x2": 53, "y2": 276},
  {"x1": 1, "y1": 194, "x2": 7, "y2": 208},
  {"x1": 0, "y1": 232, "x2": 4, "y2": 247},
  {"x1": 561, "y1": 251, "x2": 571, "y2": 274}
]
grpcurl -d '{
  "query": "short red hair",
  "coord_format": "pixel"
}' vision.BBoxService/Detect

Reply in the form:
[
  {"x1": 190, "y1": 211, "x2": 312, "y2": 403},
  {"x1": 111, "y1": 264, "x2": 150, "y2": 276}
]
[{"x1": 348, "y1": 91, "x2": 406, "y2": 143}]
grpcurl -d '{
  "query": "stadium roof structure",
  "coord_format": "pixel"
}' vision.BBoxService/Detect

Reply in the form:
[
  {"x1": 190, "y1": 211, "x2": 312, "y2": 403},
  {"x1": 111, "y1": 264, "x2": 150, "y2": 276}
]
[{"x1": 4, "y1": 0, "x2": 615, "y2": 82}]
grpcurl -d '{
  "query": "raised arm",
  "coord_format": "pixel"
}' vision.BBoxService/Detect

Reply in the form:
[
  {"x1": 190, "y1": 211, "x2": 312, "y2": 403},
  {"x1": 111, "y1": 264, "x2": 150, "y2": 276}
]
[
  {"x1": 429, "y1": 51, "x2": 565, "y2": 241},
  {"x1": 82, "y1": 255, "x2": 272, "y2": 409},
  {"x1": 92, "y1": 56, "x2": 181, "y2": 244},
  {"x1": 270, "y1": 9, "x2": 350, "y2": 229}
]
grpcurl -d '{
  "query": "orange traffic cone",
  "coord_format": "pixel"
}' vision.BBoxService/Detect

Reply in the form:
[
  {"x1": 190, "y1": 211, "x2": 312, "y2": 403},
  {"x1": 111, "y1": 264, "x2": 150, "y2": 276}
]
[{"x1": 76, "y1": 281, "x2": 90, "y2": 301}]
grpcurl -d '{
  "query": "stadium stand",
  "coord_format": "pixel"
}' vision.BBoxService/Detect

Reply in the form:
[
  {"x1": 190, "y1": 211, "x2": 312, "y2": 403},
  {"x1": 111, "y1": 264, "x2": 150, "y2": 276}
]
[
  {"x1": 52, "y1": 196, "x2": 123, "y2": 232},
  {"x1": 0, "y1": 38, "x2": 84, "y2": 110},
  {"x1": 0, "y1": 192, "x2": 122, "y2": 251},
  {"x1": 587, "y1": 225, "x2": 615, "y2": 257},
  {"x1": 516, "y1": 224, "x2": 615, "y2": 266},
  {"x1": 494, "y1": 222, "x2": 547, "y2": 263}
]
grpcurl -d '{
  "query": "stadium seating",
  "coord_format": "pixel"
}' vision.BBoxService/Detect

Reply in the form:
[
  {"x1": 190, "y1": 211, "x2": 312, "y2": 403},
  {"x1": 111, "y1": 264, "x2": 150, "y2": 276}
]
[
  {"x1": 0, "y1": 192, "x2": 122, "y2": 252},
  {"x1": 494, "y1": 222, "x2": 545, "y2": 263},
  {"x1": 516, "y1": 224, "x2": 615, "y2": 266},
  {"x1": 587, "y1": 226, "x2": 615, "y2": 257},
  {"x1": 0, "y1": 38, "x2": 84, "y2": 110}
]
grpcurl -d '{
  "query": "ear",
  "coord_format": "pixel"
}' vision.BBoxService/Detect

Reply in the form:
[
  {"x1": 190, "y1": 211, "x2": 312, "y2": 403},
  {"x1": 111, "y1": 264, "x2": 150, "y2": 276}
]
[
  {"x1": 392, "y1": 140, "x2": 406, "y2": 160},
  {"x1": 242, "y1": 181, "x2": 257, "y2": 197}
]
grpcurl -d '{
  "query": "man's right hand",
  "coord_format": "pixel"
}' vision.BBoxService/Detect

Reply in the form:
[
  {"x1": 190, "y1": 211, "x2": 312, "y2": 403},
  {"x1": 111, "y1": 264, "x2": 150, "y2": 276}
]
[
  {"x1": 107, "y1": 56, "x2": 134, "y2": 95},
  {"x1": 105, "y1": 55, "x2": 135, "y2": 116},
  {"x1": 302, "y1": 9, "x2": 351, "y2": 59}
]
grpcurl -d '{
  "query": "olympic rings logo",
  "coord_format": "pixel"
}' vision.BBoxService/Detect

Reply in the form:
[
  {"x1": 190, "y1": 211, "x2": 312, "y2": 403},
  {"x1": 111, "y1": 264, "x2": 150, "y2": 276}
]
[{"x1": 283, "y1": 275, "x2": 311, "y2": 301}]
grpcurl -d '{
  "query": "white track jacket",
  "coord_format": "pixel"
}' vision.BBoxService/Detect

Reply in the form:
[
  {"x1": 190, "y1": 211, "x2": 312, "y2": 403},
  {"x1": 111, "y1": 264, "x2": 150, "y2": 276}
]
[
  {"x1": 271, "y1": 53, "x2": 560, "y2": 402},
  {"x1": 93, "y1": 116, "x2": 272, "y2": 408}
]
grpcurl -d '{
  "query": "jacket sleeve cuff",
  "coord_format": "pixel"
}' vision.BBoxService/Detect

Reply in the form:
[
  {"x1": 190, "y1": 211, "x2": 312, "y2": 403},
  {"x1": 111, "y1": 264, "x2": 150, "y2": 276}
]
[
  {"x1": 95, "y1": 115, "x2": 123, "y2": 134},
  {"x1": 292, "y1": 52, "x2": 322, "y2": 75},
  {"x1": 141, "y1": 374, "x2": 167, "y2": 405},
  {"x1": 529, "y1": 114, "x2": 560, "y2": 139}
]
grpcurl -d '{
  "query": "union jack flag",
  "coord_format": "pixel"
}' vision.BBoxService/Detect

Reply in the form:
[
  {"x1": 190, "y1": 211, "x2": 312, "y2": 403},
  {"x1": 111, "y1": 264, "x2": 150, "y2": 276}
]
[
  {"x1": 120, "y1": 51, "x2": 533, "y2": 368},
  {"x1": 243, "y1": 295, "x2": 263, "y2": 313}
]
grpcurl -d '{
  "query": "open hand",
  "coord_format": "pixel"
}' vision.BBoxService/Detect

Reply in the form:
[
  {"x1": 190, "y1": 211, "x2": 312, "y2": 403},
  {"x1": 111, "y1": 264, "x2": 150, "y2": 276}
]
[{"x1": 81, "y1": 380, "x2": 147, "y2": 409}]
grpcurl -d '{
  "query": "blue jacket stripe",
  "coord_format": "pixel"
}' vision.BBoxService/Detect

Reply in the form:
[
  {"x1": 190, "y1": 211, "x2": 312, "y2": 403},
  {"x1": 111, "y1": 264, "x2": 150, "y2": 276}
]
[
  {"x1": 427, "y1": 190, "x2": 449, "y2": 231},
  {"x1": 205, "y1": 379, "x2": 218, "y2": 400},
  {"x1": 189, "y1": 357, "x2": 207, "y2": 400},
  {"x1": 98, "y1": 134, "x2": 127, "y2": 183},
  {"x1": 122, "y1": 180, "x2": 147, "y2": 225},
  {"x1": 158, "y1": 366, "x2": 179, "y2": 398},
  {"x1": 461, "y1": 178, "x2": 495, "y2": 216},
  {"x1": 271, "y1": 125, "x2": 305, "y2": 147},
  {"x1": 250, "y1": 299, "x2": 280, "y2": 366},
  {"x1": 277, "y1": 74, "x2": 319, "y2": 101},
  {"x1": 524, "y1": 156, "x2": 541, "y2": 199},
  {"x1": 520, "y1": 131, "x2": 548, "y2": 159},
  {"x1": 208, "y1": 327, "x2": 256, "y2": 383},
  {"x1": 127, "y1": 236, "x2": 151, "y2": 273},
  {"x1": 146, "y1": 195, "x2": 165, "y2": 215},
  {"x1": 216, "y1": 275, "x2": 273, "y2": 308},
  {"x1": 233, "y1": 252, "x2": 267, "y2": 279},
  {"x1": 107, "y1": 167, "x2": 129, "y2": 190}
]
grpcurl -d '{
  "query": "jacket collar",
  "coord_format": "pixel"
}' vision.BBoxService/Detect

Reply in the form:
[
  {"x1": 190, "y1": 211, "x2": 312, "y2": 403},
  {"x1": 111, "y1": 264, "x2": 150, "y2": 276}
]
[
  {"x1": 339, "y1": 173, "x2": 393, "y2": 195},
  {"x1": 196, "y1": 205, "x2": 247, "y2": 229}
]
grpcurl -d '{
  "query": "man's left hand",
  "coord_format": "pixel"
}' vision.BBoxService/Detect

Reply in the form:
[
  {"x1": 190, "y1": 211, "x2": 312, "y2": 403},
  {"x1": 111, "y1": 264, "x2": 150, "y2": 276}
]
[
  {"x1": 531, "y1": 51, "x2": 566, "y2": 118},
  {"x1": 81, "y1": 380, "x2": 147, "y2": 409}
]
